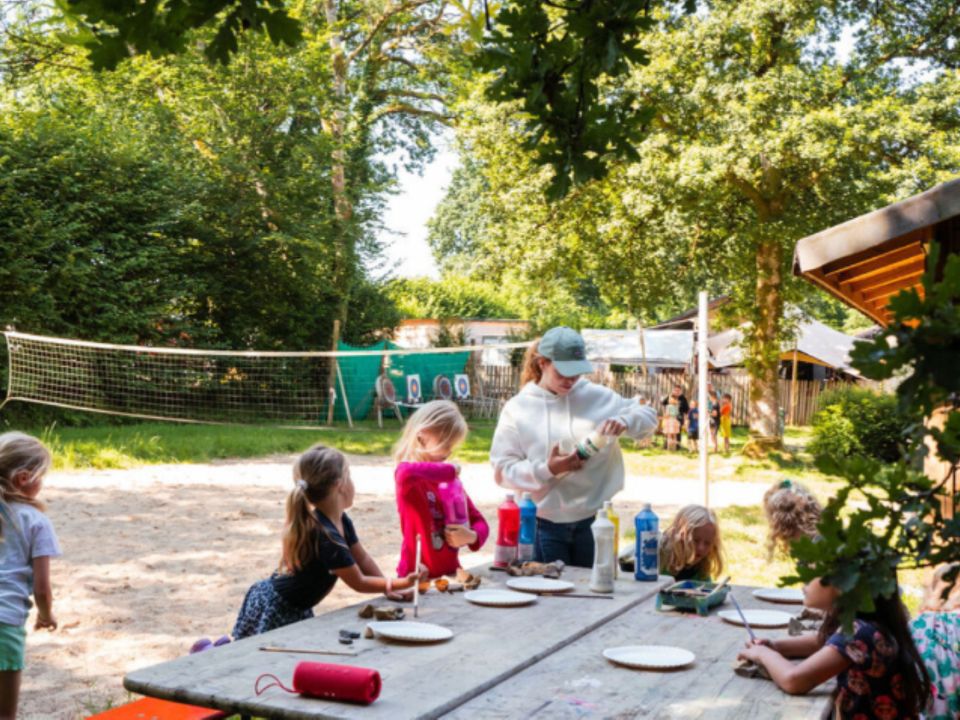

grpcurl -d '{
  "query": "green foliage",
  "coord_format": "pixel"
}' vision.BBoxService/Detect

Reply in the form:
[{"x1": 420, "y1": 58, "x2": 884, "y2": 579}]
[
  {"x1": 809, "y1": 387, "x2": 903, "y2": 463},
  {"x1": 787, "y1": 242, "x2": 960, "y2": 629},
  {"x1": 58, "y1": 0, "x2": 302, "y2": 69},
  {"x1": 478, "y1": 0, "x2": 661, "y2": 199},
  {"x1": 387, "y1": 275, "x2": 520, "y2": 320}
]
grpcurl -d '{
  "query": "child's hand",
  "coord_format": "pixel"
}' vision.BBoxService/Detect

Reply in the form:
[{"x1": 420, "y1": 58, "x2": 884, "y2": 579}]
[
  {"x1": 444, "y1": 524, "x2": 478, "y2": 549},
  {"x1": 35, "y1": 612, "x2": 57, "y2": 631}
]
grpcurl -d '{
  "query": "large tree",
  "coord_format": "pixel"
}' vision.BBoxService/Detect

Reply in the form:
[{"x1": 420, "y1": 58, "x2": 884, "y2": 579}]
[{"x1": 433, "y1": 0, "x2": 960, "y2": 448}]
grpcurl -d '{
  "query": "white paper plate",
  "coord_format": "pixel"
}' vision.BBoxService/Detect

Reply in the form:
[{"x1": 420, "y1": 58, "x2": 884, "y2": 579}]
[
  {"x1": 367, "y1": 621, "x2": 453, "y2": 643},
  {"x1": 603, "y1": 645, "x2": 696, "y2": 670},
  {"x1": 464, "y1": 589, "x2": 537, "y2": 607},
  {"x1": 752, "y1": 587, "x2": 804, "y2": 604},
  {"x1": 718, "y1": 609, "x2": 793, "y2": 628},
  {"x1": 505, "y1": 577, "x2": 575, "y2": 593}
]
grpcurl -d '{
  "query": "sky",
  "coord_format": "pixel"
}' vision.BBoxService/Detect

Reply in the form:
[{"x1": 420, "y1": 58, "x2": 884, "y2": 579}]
[{"x1": 376, "y1": 141, "x2": 457, "y2": 280}]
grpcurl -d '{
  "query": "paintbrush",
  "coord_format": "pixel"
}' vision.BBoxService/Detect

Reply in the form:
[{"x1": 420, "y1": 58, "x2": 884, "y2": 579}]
[
  {"x1": 413, "y1": 535, "x2": 422, "y2": 618},
  {"x1": 728, "y1": 593, "x2": 756, "y2": 642},
  {"x1": 259, "y1": 646, "x2": 357, "y2": 657}
]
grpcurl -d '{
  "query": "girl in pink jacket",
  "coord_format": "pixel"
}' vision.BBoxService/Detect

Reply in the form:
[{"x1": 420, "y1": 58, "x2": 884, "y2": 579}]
[{"x1": 393, "y1": 401, "x2": 489, "y2": 578}]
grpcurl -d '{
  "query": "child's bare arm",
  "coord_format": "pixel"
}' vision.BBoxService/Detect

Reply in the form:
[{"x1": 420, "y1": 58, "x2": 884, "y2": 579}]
[
  {"x1": 738, "y1": 644, "x2": 848, "y2": 695},
  {"x1": 32, "y1": 556, "x2": 57, "y2": 630},
  {"x1": 349, "y1": 541, "x2": 383, "y2": 578},
  {"x1": 766, "y1": 633, "x2": 822, "y2": 658}
]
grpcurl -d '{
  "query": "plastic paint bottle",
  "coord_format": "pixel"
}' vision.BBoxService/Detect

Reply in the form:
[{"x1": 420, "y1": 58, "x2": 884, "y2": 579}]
[
  {"x1": 493, "y1": 493, "x2": 520, "y2": 568},
  {"x1": 438, "y1": 477, "x2": 470, "y2": 528},
  {"x1": 575, "y1": 429, "x2": 611, "y2": 460},
  {"x1": 604, "y1": 500, "x2": 620, "y2": 579},
  {"x1": 589, "y1": 509, "x2": 615, "y2": 593},
  {"x1": 518, "y1": 492, "x2": 538, "y2": 562},
  {"x1": 634, "y1": 503, "x2": 659, "y2": 582}
]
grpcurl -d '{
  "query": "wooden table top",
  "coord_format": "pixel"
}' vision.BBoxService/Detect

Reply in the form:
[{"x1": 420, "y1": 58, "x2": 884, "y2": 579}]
[
  {"x1": 447, "y1": 583, "x2": 834, "y2": 720},
  {"x1": 124, "y1": 566, "x2": 665, "y2": 719}
]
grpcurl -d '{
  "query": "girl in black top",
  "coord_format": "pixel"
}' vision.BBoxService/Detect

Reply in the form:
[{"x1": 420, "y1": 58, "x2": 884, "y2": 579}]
[{"x1": 233, "y1": 444, "x2": 425, "y2": 639}]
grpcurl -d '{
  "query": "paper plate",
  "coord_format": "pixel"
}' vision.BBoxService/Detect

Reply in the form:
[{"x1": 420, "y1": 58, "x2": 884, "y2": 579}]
[
  {"x1": 505, "y1": 577, "x2": 575, "y2": 594},
  {"x1": 718, "y1": 609, "x2": 793, "y2": 628},
  {"x1": 603, "y1": 645, "x2": 696, "y2": 670},
  {"x1": 752, "y1": 587, "x2": 804, "y2": 604},
  {"x1": 367, "y1": 621, "x2": 453, "y2": 643},
  {"x1": 464, "y1": 589, "x2": 537, "y2": 607}
]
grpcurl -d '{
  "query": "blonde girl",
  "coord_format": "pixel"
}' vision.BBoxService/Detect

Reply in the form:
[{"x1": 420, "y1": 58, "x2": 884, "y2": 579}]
[
  {"x1": 762, "y1": 478, "x2": 822, "y2": 559},
  {"x1": 233, "y1": 444, "x2": 425, "y2": 639},
  {"x1": 659, "y1": 504, "x2": 724, "y2": 581},
  {"x1": 393, "y1": 401, "x2": 489, "y2": 578},
  {"x1": 0, "y1": 432, "x2": 60, "y2": 720}
]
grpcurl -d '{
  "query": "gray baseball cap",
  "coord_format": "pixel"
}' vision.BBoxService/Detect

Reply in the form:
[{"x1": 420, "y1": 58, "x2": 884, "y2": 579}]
[{"x1": 539, "y1": 326, "x2": 593, "y2": 377}]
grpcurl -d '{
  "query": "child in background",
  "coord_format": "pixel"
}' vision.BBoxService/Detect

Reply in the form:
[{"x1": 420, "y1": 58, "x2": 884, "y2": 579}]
[
  {"x1": 659, "y1": 504, "x2": 724, "y2": 581},
  {"x1": 0, "y1": 432, "x2": 60, "y2": 720},
  {"x1": 738, "y1": 574, "x2": 931, "y2": 719},
  {"x1": 910, "y1": 562, "x2": 959, "y2": 720},
  {"x1": 719, "y1": 392, "x2": 733, "y2": 453},
  {"x1": 664, "y1": 396, "x2": 681, "y2": 451},
  {"x1": 762, "y1": 479, "x2": 822, "y2": 559},
  {"x1": 393, "y1": 401, "x2": 489, "y2": 578},
  {"x1": 707, "y1": 386, "x2": 720, "y2": 453},
  {"x1": 233, "y1": 444, "x2": 425, "y2": 639},
  {"x1": 686, "y1": 400, "x2": 700, "y2": 453}
]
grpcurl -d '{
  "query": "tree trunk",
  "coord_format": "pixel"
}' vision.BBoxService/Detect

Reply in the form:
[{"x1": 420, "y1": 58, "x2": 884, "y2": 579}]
[
  {"x1": 745, "y1": 235, "x2": 783, "y2": 454},
  {"x1": 325, "y1": 0, "x2": 354, "y2": 333}
]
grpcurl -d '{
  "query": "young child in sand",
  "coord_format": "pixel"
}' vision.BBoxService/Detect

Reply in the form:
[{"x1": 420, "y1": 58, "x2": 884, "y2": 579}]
[
  {"x1": 393, "y1": 401, "x2": 489, "y2": 579},
  {"x1": 0, "y1": 432, "x2": 60, "y2": 720},
  {"x1": 910, "y1": 562, "x2": 960, "y2": 720},
  {"x1": 659, "y1": 504, "x2": 724, "y2": 581},
  {"x1": 738, "y1": 573, "x2": 930, "y2": 719},
  {"x1": 233, "y1": 444, "x2": 426, "y2": 639},
  {"x1": 762, "y1": 478, "x2": 822, "y2": 559},
  {"x1": 719, "y1": 392, "x2": 733, "y2": 453}
]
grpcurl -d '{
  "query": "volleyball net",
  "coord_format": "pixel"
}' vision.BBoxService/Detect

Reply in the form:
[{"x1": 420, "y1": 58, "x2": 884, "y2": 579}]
[{"x1": 1, "y1": 331, "x2": 530, "y2": 427}]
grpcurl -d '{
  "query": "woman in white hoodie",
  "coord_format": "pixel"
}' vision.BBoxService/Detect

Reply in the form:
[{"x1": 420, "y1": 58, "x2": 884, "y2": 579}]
[{"x1": 490, "y1": 327, "x2": 658, "y2": 566}]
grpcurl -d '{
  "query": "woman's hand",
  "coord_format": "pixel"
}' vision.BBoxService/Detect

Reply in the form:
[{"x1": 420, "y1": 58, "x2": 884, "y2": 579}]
[
  {"x1": 548, "y1": 443, "x2": 584, "y2": 476},
  {"x1": 444, "y1": 524, "x2": 478, "y2": 548},
  {"x1": 598, "y1": 418, "x2": 627, "y2": 436}
]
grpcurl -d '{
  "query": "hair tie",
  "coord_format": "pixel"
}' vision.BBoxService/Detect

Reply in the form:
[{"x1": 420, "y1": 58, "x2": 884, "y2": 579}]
[
  {"x1": 780, "y1": 479, "x2": 792, "y2": 489},
  {"x1": 297, "y1": 479, "x2": 308, "y2": 491}
]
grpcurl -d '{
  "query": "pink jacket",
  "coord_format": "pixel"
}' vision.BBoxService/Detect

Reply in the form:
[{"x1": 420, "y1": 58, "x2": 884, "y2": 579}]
[{"x1": 395, "y1": 462, "x2": 489, "y2": 578}]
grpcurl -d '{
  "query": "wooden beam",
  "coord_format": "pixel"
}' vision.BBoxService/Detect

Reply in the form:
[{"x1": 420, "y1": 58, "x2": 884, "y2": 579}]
[
  {"x1": 801, "y1": 270, "x2": 890, "y2": 326},
  {"x1": 859, "y1": 272, "x2": 926, "y2": 302},
  {"x1": 838, "y1": 256, "x2": 925, "y2": 290},
  {"x1": 821, "y1": 230, "x2": 927, "y2": 278}
]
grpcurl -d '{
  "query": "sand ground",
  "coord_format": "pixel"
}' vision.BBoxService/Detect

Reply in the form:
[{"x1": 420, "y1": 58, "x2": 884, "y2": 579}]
[{"x1": 22, "y1": 456, "x2": 766, "y2": 719}]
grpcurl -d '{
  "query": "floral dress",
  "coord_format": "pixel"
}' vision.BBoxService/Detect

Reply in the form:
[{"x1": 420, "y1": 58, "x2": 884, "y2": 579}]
[
  {"x1": 910, "y1": 612, "x2": 960, "y2": 720},
  {"x1": 826, "y1": 618, "x2": 911, "y2": 720}
]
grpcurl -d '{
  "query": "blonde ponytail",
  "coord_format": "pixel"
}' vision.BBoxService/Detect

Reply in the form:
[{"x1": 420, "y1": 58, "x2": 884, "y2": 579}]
[
  {"x1": 0, "y1": 432, "x2": 51, "y2": 540},
  {"x1": 392, "y1": 400, "x2": 467, "y2": 464},
  {"x1": 280, "y1": 445, "x2": 346, "y2": 572}
]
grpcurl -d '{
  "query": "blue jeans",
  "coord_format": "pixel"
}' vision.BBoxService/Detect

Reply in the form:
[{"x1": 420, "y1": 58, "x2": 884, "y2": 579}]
[{"x1": 535, "y1": 516, "x2": 595, "y2": 567}]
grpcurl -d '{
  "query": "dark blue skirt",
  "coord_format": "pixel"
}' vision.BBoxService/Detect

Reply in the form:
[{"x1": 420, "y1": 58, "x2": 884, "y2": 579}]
[{"x1": 232, "y1": 577, "x2": 314, "y2": 640}]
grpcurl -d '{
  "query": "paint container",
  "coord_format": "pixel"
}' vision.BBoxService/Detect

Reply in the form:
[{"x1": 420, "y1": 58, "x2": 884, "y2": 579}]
[
  {"x1": 576, "y1": 430, "x2": 611, "y2": 460},
  {"x1": 634, "y1": 503, "x2": 659, "y2": 582},
  {"x1": 589, "y1": 509, "x2": 615, "y2": 593},
  {"x1": 493, "y1": 492, "x2": 520, "y2": 568},
  {"x1": 604, "y1": 500, "x2": 620, "y2": 579},
  {"x1": 518, "y1": 492, "x2": 538, "y2": 562},
  {"x1": 438, "y1": 477, "x2": 470, "y2": 528}
]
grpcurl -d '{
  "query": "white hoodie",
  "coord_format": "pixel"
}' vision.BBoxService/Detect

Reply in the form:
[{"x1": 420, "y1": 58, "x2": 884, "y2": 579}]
[{"x1": 490, "y1": 379, "x2": 658, "y2": 523}]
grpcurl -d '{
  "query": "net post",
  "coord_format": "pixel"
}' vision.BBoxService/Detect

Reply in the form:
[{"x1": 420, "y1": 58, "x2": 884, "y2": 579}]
[
  {"x1": 326, "y1": 319, "x2": 341, "y2": 426},
  {"x1": 336, "y1": 360, "x2": 353, "y2": 428}
]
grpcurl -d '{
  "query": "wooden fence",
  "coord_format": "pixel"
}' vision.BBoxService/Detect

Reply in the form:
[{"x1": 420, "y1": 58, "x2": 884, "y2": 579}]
[{"x1": 470, "y1": 365, "x2": 873, "y2": 426}]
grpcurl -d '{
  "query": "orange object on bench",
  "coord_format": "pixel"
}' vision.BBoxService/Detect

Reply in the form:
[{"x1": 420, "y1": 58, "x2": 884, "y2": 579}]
[{"x1": 85, "y1": 697, "x2": 229, "y2": 720}]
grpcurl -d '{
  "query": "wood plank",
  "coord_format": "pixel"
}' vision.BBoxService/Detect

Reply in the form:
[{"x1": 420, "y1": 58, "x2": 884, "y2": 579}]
[
  {"x1": 860, "y1": 272, "x2": 925, "y2": 303},
  {"x1": 447, "y1": 586, "x2": 832, "y2": 719},
  {"x1": 820, "y1": 231, "x2": 926, "y2": 278},
  {"x1": 840, "y1": 257, "x2": 925, "y2": 292},
  {"x1": 124, "y1": 566, "x2": 665, "y2": 720}
]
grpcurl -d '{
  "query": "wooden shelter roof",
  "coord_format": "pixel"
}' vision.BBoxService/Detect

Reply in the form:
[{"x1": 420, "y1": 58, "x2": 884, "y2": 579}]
[{"x1": 793, "y1": 178, "x2": 960, "y2": 325}]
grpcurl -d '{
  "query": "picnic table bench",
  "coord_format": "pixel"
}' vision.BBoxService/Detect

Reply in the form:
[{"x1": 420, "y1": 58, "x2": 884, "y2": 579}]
[{"x1": 124, "y1": 566, "x2": 832, "y2": 719}]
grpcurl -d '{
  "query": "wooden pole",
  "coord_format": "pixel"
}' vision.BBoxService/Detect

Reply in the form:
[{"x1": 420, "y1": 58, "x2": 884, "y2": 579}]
[
  {"x1": 637, "y1": 320, "x2": 648, "y2": 379},
  {"x1": 789, "y1": 347, "x2": 799, "y2": 427},
  {"x1": 698, "y1": 292, "x2": 709, "y2": 507},
  {"x1": 326, "y1": 319, "x2": 341, "y2": 426}
]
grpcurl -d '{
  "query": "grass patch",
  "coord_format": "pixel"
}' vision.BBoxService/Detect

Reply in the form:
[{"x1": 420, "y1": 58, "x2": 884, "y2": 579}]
[{"x1": 34, "y1": 420, "x2": 497, "y2": 470}]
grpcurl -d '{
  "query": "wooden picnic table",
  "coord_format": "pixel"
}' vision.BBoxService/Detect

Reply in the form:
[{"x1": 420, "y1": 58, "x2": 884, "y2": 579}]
[{"x1": 124, "y1": 566, "x2": 833, "y2": 719}]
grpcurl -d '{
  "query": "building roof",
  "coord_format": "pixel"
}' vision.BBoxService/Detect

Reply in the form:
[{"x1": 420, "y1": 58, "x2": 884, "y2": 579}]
[
  {"x1": 708, "y1": 319, "x2": 862, "y2": 375},
  {"x1": 581, "y1": 329, "x2": 694, "y2": 367},
  {"x1": 650, "y1": 297, "x2": 730, "y2": 329},
  {"x1": 793, "y1": 178, "x2": 960, "y2": 325}
]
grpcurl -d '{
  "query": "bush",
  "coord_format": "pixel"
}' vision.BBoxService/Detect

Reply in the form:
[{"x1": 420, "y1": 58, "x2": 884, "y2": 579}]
[{"x1": 809, "y1": 386, "x2": 902, "y2": 462}]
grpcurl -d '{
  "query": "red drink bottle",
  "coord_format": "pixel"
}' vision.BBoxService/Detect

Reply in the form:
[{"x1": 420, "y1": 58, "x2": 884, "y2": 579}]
[{"x1": 493, "y1": 492, "x2": 520, "y2": 568}]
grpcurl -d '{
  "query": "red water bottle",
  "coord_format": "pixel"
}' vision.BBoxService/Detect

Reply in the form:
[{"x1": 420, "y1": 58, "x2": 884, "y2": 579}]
[{"x1": 494, "y1": 492, "x2": 520, "y2": 568}]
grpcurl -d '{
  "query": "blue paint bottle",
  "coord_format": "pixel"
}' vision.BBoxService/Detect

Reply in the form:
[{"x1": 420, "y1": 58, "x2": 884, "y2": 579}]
[{"x1": 634, "y1": 503, "x2": 659, "y2": 581}]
